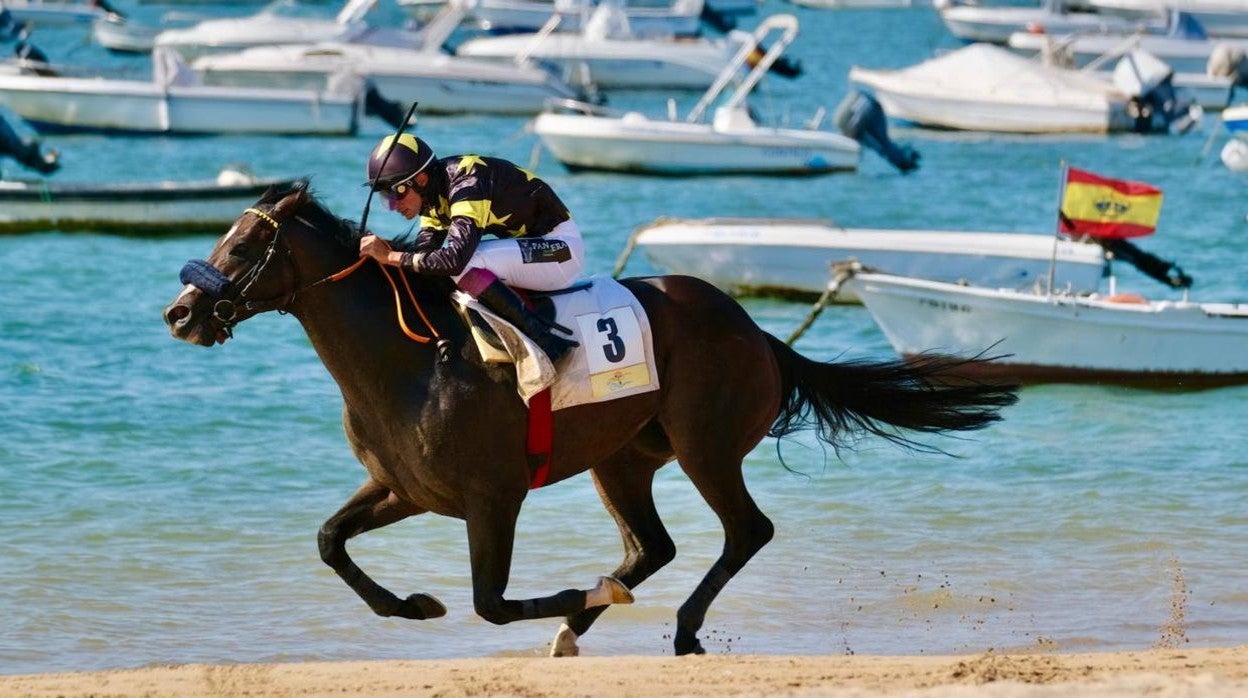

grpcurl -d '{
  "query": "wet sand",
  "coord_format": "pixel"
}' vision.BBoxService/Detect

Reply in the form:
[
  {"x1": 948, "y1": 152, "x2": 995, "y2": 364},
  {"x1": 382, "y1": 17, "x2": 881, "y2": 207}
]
[{"x1": 3, "y1": 646, "x2": 1247, "y2": 697}]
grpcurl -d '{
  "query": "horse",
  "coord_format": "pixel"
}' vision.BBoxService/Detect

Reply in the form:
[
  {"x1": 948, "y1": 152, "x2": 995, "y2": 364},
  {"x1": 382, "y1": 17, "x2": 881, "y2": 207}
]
[{"x1": 163, "y1": 182, "x2": 1017, "y2": 657}]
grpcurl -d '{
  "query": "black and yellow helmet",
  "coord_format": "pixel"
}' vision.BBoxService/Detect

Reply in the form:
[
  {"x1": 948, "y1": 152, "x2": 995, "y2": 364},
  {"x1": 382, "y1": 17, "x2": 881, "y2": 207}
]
[{"x1": 365, "y1": 133, "x2": 436, "y2": 191}]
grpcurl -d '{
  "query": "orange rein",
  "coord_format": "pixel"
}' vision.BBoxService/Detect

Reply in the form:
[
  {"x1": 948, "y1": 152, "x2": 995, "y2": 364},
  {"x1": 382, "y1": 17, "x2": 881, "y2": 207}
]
[{"x1": 325, "y1": 256, "x2": 441, "y2": 345}]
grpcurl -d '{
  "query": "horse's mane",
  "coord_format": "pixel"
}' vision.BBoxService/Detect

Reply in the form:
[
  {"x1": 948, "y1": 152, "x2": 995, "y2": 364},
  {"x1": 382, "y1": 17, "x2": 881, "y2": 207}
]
[
  {"x1": 261, "y1": 180, "x2": 455, "y2": 296},
  {"x1": 259, "y1": 180, "x2": 363, "y2": 250}
]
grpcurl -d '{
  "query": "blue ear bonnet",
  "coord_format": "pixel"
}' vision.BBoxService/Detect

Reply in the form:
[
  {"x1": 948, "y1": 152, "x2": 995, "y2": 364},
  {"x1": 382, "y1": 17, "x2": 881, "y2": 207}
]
[{"x1": 179, "y1": 259, "x2": 234, "y2": 299}]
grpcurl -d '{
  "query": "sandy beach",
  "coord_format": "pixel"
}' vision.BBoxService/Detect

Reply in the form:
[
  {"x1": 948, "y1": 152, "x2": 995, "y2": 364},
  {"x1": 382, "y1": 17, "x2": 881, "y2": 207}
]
[{"x1": 4, "y1": 646, "x2": 1247, "y2": 697}]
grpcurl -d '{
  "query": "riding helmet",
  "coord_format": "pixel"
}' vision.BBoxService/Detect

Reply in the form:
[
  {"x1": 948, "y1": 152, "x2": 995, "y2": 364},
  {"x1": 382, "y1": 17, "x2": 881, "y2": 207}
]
[{"x1": 365, "y1": 133, "x2": 436, "y2": 191}]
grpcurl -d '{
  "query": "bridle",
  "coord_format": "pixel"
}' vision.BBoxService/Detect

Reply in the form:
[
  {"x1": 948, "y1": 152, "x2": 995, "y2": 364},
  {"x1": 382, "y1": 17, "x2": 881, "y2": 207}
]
[
  {"x1": 180, "y1": 207, "x2": 305, "y2": 337},
  {"x1": 180, "y1": 204, "x2": 449, "y2": 360}
]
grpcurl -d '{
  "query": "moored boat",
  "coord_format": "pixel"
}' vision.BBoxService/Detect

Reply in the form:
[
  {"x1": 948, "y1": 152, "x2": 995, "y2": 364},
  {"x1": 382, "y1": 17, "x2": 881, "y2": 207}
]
[
  {"x1": 0, "y1": 167, "x2": 300, "y2": 234},
  {"x1": 628, "y1": 217, "x2": 1109, "y2": 301},
  {"x1": 845, "y1": 268, "x2": 1248, "y2": 388}
]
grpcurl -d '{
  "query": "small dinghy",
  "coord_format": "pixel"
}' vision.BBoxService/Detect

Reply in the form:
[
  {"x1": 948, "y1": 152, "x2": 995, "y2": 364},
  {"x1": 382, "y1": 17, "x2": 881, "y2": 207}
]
[{"x1": 0, "y1": 165, "x2": 300, "y2": 234}]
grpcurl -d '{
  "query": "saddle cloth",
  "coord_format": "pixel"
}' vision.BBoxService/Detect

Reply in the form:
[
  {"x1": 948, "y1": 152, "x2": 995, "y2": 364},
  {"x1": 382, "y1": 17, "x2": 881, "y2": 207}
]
[{"x1": 452, "y1": 277, "x2": 660, "y2": 410}]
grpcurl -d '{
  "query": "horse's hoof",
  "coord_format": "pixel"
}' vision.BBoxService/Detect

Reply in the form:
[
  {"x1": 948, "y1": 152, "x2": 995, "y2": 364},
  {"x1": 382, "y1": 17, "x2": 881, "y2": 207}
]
[
  {"x1": 597, "y1": 576, "x2": 634, "y2": 605},
  {"x1": 395, "y1": 593, "x2": 446, "y2": 620},
  {"x1": 550, "y1": 623, "x2": 580, "y2": 657},
  {"x1": 673, "y1": 630, "x2": 706, "y2": 656}
]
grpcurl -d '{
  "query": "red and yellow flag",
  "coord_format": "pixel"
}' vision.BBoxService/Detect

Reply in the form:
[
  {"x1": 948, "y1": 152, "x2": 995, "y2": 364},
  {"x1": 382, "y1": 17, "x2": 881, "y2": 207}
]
[{"x1": 1058, "y1": 167, "x2": 1163, "y2": 239}]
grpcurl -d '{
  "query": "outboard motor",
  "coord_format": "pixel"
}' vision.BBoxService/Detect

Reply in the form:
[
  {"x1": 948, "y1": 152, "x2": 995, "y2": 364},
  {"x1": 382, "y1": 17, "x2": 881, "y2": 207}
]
[
  {"x1": 1112, "y1": 49, "x2": 1199, "y2": 134},
  {"x1": 1094, "y1": 237, "x2": 1193, "y2": 290},
  {"x1": 0, "y1": 8, "x2": 19, "y2": 42},
  {"x1": 363, "y1": 83, "x2": 410, "y2": 130},
  {"x1": 834, "y1": 90, "x2": 920, "y2": 173},
  {"x1": 1208, "y1": 43, "x2": 1248, "y2": 89},
  {"x1": 0, "y1": 112, "x2": 59, "y2": 174}
]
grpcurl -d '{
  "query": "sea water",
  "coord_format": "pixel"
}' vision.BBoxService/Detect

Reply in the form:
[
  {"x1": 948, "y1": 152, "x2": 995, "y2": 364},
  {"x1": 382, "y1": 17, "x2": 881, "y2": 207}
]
[{"x1": 1, "y1": 1, "x2": 1246, "y2": 675}]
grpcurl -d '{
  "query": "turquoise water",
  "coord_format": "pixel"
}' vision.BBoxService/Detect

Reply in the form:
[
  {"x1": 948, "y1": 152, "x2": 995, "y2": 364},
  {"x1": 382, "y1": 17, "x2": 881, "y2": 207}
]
[{"x1": 2, "y1": 1, "x2": 1247, "y2": 675}]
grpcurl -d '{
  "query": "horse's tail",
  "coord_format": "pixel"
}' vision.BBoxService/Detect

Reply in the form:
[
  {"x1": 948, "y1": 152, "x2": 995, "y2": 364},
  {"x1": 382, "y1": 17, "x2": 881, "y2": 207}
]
[{"x1": 765, "y1": 334, "x2": 1018, "y2": 453}]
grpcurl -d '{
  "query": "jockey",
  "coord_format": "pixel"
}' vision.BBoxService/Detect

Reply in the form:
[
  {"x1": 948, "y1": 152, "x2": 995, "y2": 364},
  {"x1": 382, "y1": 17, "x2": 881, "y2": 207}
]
[{"x1": 358, "y1": 134, "x2": 581, "y2": 363}]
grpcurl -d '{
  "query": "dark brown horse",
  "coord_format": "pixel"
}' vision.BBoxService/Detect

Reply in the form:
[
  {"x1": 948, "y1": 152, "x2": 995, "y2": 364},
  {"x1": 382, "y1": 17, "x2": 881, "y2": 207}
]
[{"x1": 163, "y1": 183, "x2": 1017, "y2": 656}]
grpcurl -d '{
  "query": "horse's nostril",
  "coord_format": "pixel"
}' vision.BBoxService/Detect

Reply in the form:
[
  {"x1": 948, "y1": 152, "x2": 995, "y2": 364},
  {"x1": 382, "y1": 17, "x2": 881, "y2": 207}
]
[{"x1": 165, "y1": 304, "x2": 190, "y2": 325}]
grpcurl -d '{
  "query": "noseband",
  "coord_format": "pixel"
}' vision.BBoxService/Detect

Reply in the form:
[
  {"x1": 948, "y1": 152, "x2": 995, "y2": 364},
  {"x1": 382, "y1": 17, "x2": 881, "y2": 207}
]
[{"x1": 179, "y1": 207, "x2": 297, "y2": 336}]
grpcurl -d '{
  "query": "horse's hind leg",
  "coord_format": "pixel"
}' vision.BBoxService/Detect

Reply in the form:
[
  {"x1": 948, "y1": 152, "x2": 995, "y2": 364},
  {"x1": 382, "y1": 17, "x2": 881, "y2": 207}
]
[
  {"x1": 464, "y1": 496, "x2": 635, "y2": 626},
  {"x1": 318, "y1": 477, "x2": 445, "y2": 620},
  {"x1": 671, "y1": 456, "x2": 774, "y2": 655},
  {"x1": 551, "y1": 448, "x2": 675, "y2": 657}
]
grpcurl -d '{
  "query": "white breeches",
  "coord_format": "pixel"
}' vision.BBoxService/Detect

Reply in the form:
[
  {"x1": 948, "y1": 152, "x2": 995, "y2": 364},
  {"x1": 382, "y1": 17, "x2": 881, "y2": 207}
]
[{"x1": 454, "y1": 219, "x2": 584, "y2": 292}]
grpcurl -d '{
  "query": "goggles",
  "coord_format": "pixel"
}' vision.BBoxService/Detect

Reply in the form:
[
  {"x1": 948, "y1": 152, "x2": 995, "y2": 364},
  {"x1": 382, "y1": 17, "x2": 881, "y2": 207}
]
[{"x1": 381, "y1": 172, "x2": 419, "y2": 201}]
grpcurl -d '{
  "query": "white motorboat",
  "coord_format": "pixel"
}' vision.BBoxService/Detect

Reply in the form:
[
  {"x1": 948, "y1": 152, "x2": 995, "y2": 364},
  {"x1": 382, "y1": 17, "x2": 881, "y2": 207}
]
[
  {"x1": 153, "y1": 0, "x2": 392, "y2": 60},
  {"x1": 0, "y1": 166, "x2": 300, "y2": 234},
  {"x1": 849, "y1": 43, "x2": 1196, "y2": 133},
  {"x1": 533, "y1": 15, "x2": 898, "y2": 174},
  {"x1": 193, "y1": 2, "x2": 582, "y2": 114},
  {"x1": 937, "y1": 0, "x2": 1166, "y2": 44},
  {"x1": 845, "y1": 269, "x2": 1248, "y2": 388},
  {"x1": 626, "y1": 217, "x2": 1109, "y2": 301},
  {"x1": 0, "y1": 0, "x2": 106, "y2": 27},
  {"x1": 469, "y1": 0, "x2": 705, "y2": 37},
  {"x1": 1089, "y1": 0, "x2": 1248, "y2": 38},
  {"x1": 92, "y1": 14, "x2": 162, "y2": 53},
  {"x1": 91, "y1": 11, "x2": 207, "y2": 54},
  {"x1": 1006, "y1": 13, "x2": 1243, "y2": 74},
  {"x1": 0, "y1": 48, "x2": 382, "y2": 135},
  {"x1": 455, "y1": 1, "x2": 761, "y2": 90}
]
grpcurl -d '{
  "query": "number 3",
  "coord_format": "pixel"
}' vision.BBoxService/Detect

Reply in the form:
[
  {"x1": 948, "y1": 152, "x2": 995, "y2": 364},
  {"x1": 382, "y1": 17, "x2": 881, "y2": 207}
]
[{"x1": 597, "y1": 317, "x2": 626, "y2": 363}]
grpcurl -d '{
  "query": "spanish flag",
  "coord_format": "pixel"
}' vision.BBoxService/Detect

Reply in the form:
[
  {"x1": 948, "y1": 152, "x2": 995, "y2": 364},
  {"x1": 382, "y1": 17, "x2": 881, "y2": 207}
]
[{"x1": 1058, "y1": 167, "x2": 1163, "y2": 239}]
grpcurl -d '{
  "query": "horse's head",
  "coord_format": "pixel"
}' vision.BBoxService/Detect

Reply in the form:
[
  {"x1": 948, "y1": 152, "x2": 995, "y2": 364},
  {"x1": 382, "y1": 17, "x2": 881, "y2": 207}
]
[{"x1": 164, "y1": 182, "x2": 317, "y2": 346}]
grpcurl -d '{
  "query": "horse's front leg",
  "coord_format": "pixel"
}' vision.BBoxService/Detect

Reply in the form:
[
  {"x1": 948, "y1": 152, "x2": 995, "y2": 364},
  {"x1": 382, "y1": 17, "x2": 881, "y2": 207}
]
[
  {"x1": 465, "y1": 498, "x2": 634, "y2": 625},
  {"x1": 318, "y1": 478, "x2": 446, "y2": 620}
]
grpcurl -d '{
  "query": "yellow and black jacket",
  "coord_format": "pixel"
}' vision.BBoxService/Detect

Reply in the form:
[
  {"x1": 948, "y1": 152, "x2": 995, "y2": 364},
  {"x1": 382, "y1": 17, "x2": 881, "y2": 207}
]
[{"x1": 399, "y1": 155, "x2": 571, "y2": 276}]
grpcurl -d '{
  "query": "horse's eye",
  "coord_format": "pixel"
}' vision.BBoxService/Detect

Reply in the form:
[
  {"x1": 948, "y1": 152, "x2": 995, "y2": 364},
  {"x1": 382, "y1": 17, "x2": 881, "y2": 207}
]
[{"x1": 228, "y1": 243, "x2": 251, "y2": 259}]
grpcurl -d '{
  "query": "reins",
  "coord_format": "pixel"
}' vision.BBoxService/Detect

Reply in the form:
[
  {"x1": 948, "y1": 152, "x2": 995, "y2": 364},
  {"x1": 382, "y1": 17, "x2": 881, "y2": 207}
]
[{"x1": 252, "y1": 207, "x2": 448, "y2": 351}]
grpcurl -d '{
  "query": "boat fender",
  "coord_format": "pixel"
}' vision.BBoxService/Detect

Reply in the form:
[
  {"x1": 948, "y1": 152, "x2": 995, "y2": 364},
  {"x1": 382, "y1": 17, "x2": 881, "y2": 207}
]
[
  {"x1": 1221, "y1": 139, "x2": 1248, "y2": 171},
  {"x1": 833, "y1": 90, "x2": 920, "y2": 174}
]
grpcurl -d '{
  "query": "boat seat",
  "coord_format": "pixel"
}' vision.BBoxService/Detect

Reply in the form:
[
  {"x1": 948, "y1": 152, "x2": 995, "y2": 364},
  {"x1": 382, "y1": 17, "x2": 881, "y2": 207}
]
[{"x1": 1105, "y1": 293, "x2": 1147, "y2": 304}]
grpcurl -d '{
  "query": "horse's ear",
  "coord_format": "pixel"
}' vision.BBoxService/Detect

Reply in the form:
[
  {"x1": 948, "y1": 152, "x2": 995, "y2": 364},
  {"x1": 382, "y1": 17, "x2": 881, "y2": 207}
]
[{"x1": 271, "y1": 180, "x2": 309, "y2": 220}]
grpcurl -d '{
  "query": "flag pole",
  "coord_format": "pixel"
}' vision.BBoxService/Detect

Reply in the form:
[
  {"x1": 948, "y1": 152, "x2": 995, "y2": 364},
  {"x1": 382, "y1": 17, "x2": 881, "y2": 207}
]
[{"x1": 1046, "y1": 159, "x2": 1068, "y2": 299}]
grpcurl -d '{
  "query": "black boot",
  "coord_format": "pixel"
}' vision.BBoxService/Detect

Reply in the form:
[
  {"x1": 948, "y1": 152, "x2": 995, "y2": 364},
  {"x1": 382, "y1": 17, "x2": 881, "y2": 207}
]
[{"x1": 476, "y1": 279, "x2": 579, "y2": 364}]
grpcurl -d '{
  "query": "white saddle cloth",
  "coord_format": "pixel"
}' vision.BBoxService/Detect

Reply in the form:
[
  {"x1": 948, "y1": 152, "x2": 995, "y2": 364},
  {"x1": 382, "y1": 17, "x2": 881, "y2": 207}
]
[{"x1": 452, "y1": 276, "x2": 660, "y2": 410}]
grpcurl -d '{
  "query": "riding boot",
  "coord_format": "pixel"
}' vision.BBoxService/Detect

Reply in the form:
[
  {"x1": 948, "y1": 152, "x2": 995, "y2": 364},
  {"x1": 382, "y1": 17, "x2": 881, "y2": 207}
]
[{"x1": 475, "y1": 279, "x2": 579, "y2": 364}]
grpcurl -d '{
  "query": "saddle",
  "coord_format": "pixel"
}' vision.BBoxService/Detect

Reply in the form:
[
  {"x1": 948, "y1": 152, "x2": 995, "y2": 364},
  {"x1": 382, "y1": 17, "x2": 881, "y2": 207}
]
[{"x1": 457, "y1": 281, "x2": 591, "y2": 364}]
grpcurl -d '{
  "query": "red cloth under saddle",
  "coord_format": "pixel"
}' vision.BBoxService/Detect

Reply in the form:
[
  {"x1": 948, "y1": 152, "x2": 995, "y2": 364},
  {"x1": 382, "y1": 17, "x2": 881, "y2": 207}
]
[{"x1": 527, "y1": 387, "x2": 553, "y2": 489}]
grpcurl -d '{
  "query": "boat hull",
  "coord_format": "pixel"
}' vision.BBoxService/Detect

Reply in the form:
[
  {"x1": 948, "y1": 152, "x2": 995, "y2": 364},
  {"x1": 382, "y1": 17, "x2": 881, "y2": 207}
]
[
  {"x1": 455, "y1": 35, "x2": 730, "y2": 89},
  {"x1": 0, "y1": 176, "x2": 299, "y2": 234},
  {"x1": 633, "y1": 219, "x2": 1107, "y2": 300},
  {"x1": 851, "y1": 273, "x2": 1248, "y2": 387},
  {"x1": 939, "y1": 6, "x2": 1156, "y2": 44},
  {"x1": 533, "y1": 112, "x2": 859, "y2": 174},
  {"x1": 194, "y1": 46, "x2": 579, "y2": 115},
  {"x1": 851, "y1": 67, "x2": 1113, "y2": 133},
  {"x1": 0, "y1": 75, "x2": 358, "y2": 135}
]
